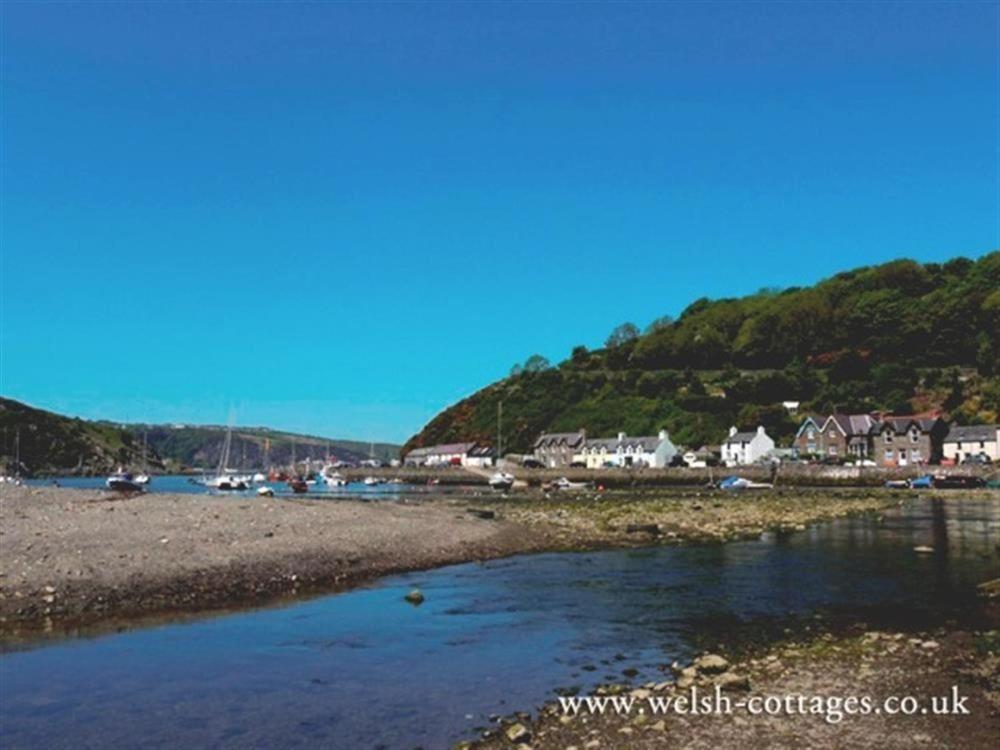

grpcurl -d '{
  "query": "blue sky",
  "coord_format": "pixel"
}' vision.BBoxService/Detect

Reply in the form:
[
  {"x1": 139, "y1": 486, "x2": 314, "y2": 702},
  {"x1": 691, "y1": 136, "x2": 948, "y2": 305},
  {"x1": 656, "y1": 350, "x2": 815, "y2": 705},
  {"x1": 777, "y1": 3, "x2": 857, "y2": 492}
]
[{"x1": 2, "y1": 1, "x2": 997, "y2": 443}]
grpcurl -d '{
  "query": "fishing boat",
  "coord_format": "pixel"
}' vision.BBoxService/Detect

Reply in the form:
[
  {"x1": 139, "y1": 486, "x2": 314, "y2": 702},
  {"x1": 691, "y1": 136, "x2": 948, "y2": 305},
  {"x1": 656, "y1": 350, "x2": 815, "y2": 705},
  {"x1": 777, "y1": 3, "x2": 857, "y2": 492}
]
[
  {"x1": 106, "y1": 468, "x2": 144, "y2": 493},
  {"x1": 488, "y1": 471, "x2": 515, "y2": 490}
]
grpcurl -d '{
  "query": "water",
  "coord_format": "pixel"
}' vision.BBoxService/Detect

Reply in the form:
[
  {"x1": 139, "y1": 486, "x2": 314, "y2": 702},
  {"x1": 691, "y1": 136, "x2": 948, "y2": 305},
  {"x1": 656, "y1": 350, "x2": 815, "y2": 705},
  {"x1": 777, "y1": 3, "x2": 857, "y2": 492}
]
[
  {"x1": 1, "y1": 498, "x2": 997, "y2": 749},
  {"x1": 24, "y1": 474, "x2": 428, "y2": 499}
]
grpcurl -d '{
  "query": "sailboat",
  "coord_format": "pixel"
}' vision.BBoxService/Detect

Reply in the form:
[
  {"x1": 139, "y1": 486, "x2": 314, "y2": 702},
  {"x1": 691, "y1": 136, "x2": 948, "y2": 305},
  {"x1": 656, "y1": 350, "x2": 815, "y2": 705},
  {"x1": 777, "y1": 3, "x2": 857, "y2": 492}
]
[
  {"x1": 134, "y1": 430, "x2": 151, "y2": 485},
  {"x1": 203, "y1": 424, "x2": 247, "y2": 491}
]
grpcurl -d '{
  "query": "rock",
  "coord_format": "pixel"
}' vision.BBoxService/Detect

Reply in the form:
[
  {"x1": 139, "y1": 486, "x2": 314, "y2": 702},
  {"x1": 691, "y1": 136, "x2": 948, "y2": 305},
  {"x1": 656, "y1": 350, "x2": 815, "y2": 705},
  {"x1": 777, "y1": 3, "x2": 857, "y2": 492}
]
[
  {"x1": 921, "y1": 640, "x2": 940, "y2": 649},
  {"x1": 43, "y1": 585, "x2": 56, "y2": 594},
  {"x1": 505, "y1": 723, "x2": 531, "y2": 743},
  {"x1": 653, "y1": 681, "x2": 671, "y2": 691},
  {"x1": 625, "y1": 524, "x2": 660, "y2": 535},
  {"x1": 584, "y1": 741, "x2": 600, "y2": 749},
  {"x1": 694, "y1": 654, "x2": 729, "y2": 674},
  {"x1": 650, "y1": 719, "x2": 667, "y2": 731},
  {"x1": 675, "y1": 674, "x2": 695, "y2": 690},
  {"x1": 715, "y1": 672, "x2": 751, "y2": 692},
  {"x1": 913, "y1": 545, "x2": 934, "y2": 554},
  {"x1": 630, "y1": 688, "x2": 652, "y2": 699},
  {"x1": 404, "y1": 589, "x2": 425, "y2": 605}
]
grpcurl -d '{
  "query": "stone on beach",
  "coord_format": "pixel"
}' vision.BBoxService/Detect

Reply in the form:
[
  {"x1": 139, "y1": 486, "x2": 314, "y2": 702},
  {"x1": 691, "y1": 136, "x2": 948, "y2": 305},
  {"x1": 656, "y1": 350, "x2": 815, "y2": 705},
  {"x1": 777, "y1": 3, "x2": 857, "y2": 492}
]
[{"x1": 693, "y1": 653, "x2": 730, "y2": 674}]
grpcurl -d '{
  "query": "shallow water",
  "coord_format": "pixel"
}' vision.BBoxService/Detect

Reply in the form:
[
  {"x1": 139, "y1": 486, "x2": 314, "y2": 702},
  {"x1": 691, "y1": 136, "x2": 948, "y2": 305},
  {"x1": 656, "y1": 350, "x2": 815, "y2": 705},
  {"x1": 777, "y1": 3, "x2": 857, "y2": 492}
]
[
  {"x1": 2, "y1": 497, "x2": 998, "y2": 749},
  {"x1": 25, "y1": 474, "x2": 428, "y2": 498}
]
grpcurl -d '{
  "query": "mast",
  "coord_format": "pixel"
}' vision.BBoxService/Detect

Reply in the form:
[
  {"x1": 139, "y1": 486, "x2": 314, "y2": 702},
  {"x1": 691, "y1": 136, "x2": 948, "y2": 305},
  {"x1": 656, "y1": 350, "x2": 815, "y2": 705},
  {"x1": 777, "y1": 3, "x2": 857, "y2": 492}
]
[
  {"x1": 497, "y1": 400, "x2": 503, "y2": 464},
  {"x1": 14, "y1": 428, "x2": 20, "y2": 479}
]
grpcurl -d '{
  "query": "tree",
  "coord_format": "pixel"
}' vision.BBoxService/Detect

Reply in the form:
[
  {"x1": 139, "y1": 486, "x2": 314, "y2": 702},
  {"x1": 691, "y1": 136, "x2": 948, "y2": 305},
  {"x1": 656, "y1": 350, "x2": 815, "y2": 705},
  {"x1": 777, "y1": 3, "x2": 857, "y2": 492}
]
[
  {"x1": 570, "y1": 345, "x2": 589, "y2": 365},
  {"x1": 509, "y1": 364, "x2": 524, "y2": 377},
  {"x1": 606, "y1": 322, "x2": 640, "y2": 349},
  {"x1": 523, "y1": 354, "x2": 551, "y2": 373},
  {"x1": 644, "y1": 315, "x2": 674, "y2": 334}
]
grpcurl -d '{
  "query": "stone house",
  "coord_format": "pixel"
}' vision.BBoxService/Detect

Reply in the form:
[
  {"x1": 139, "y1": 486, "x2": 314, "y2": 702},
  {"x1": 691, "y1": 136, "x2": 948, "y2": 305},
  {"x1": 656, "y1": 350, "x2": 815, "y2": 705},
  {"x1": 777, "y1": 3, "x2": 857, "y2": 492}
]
[
  {"x1": 872, "y1": 416, "x2": 948, "y2": 467},
  {"x1": 533, "y1": 431, "x2": 586, "y2": 468}
]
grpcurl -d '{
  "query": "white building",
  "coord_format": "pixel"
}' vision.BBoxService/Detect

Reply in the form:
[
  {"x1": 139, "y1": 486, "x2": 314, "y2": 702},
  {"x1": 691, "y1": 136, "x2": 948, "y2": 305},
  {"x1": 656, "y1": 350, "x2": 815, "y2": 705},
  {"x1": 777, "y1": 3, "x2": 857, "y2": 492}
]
[
  {"x1": 403, "y1": 442, "x2": 494, "y2": 468},
  {"x1": 577, "y1": 430, "x2": 678, "y2": 469},
  {"x1": 943, "y1": 425, "x2": 999, "y2": 463},
  {"x1": 720, "y1": 425, "x2": 775, "y2": 466}
]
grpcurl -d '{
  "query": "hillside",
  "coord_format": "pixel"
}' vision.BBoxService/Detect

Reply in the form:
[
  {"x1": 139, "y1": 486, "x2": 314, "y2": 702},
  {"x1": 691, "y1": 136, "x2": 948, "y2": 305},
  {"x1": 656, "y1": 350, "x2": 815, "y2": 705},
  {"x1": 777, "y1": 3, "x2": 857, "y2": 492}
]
[
  {"x1": 0, "y1": 398, "x2": 164, "y2": 476},
  {"x1": 0, "y1": 398, "x2": 400, "y2": 476},
  {"x1": 405, "y1": 252, "x2": 1000, "y2": 454},
  {"x1": 139, "y1": 425, "x2": 399, "y2": 472}
]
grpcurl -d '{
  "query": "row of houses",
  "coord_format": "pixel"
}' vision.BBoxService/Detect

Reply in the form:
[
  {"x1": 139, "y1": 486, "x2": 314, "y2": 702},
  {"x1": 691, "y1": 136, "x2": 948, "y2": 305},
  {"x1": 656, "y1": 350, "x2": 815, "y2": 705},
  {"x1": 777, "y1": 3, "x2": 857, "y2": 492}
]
[
  {"x1": 404, "y1": 415, "x2": 998, "y2": 470},
  {"x1": 535, "y1": 430, "x2": 680, "y2": 469},
  {"x1": 795, "y1": 412, "x2": 1000, "y2": 466}
]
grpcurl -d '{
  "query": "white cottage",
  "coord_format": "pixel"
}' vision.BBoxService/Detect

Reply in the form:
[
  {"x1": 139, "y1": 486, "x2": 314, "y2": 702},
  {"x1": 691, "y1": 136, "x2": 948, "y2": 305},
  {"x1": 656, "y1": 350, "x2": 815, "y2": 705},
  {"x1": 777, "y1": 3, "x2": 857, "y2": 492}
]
[
  {"x1": 720, "y1": 426, "x2": 775, "y2": 466},
  {"x1": 579, "y1": 430, "x2": 678, "y2": 469},
  {"x1": 943, "y1": 425, "x2": 999, "y2": 463}
]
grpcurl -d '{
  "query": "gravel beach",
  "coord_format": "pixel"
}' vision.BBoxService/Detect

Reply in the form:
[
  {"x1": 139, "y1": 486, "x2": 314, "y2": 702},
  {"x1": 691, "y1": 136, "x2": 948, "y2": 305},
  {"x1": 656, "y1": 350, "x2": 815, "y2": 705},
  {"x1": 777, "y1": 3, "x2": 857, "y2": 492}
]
[{"x1": 0, "y1": 484, "x2": 908, "y2": 639}]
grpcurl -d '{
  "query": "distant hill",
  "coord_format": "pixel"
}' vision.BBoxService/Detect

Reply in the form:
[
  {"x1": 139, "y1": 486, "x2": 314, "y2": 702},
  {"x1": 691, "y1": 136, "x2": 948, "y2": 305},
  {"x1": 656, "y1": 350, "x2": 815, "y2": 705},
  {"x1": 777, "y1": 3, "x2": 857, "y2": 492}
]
[
  {"x1": 405, "y1": 252, "x2": 1000, "y2": 454},
  {"x1": 0, "y1": 398, "x2": 400, "y2": 476},
  {"x1": 138, "y1": 425, "x2": 399, "y2": 472}
]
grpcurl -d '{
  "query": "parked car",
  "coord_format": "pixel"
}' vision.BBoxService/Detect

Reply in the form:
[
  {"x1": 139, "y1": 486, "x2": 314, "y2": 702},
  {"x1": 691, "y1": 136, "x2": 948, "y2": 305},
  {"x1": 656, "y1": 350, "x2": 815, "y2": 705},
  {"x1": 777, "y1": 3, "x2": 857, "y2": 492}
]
[
  {"x1": 569, "y1": 461, "x2": 587, "y2": 468},
  {"x1": 669, "y1": 454, "x2": 689, "y2": 468},
  {"x1": 909, "y1": 475, "x2": 934, "y2": 489},
  {"x1": 521, "y1": 458, "x2": 545, "y2": 469},
  {"x1": 961, "y1": 453, "x2": 992, "y2": 465}
]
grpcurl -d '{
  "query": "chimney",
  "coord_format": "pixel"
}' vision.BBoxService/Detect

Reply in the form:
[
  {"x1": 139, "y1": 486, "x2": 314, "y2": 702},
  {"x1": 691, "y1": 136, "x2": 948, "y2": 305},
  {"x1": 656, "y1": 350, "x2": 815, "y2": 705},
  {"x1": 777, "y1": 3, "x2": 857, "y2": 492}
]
[
  {"x1": 658, "y1": 429, "x2": 668, "y2": 440},
  {"x1": 757, "y1": 425, "x2": 766, "y2": 435},
  {"x1": 729, "y1": 426, "x2": 738, "y2": 437},
  {"x1": 618, "y1": 432, "x2": 626, "y2": 442}
]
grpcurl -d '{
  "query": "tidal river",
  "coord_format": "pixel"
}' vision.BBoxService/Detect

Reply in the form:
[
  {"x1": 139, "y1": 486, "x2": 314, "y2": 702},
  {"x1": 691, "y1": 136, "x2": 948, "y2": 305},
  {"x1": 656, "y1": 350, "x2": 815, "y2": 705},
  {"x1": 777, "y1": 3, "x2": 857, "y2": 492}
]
[{"x1": 2, "y1": 497, "x2": 997, "y2": 749}]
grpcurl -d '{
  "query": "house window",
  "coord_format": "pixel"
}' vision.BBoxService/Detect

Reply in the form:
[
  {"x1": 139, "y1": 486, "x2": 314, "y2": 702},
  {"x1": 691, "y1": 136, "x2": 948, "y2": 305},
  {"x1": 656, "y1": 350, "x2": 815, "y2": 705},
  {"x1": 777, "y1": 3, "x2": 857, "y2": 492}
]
[
  {"x1": 829, "y1": 431, "x2": 836, "y2": 439},
  {"x1": 912, "y1": 449, "x2": 921, "y2": 461},
  {"x1": 957, "y1": 442, "x2": 962, "y2": 450},
  {"x1": 807, "y1": 429, "x2": 815, "y2": 439},
  {"x1": 980, "y1": 441, "x2": 986, "y2": 449},
  {"x1": 910, "y1": 430, "x2": 919, "y2": 444},
  {"x1": 884, "y1": 432, "x2": 893, "y2": 443},
  {"x1": 885, "y1": 449, "x2": 894, "y2": 460},
  {"x1": 899, "y1": 449, "x2": 907, "y2": 461}
]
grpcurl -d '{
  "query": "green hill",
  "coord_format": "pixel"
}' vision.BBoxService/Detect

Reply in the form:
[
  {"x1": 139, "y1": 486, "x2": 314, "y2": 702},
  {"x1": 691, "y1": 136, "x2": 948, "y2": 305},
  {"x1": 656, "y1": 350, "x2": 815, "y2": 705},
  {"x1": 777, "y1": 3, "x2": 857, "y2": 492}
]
[
  {"x1": 0, "y1": 398, "x2": 400, "y2": 476},
  {"x1": 405, "y1": 252, "x2": 1000, "y2": 454},
  {"x1": 0, "y1": 398, "x2": 163, "y2": 476}
]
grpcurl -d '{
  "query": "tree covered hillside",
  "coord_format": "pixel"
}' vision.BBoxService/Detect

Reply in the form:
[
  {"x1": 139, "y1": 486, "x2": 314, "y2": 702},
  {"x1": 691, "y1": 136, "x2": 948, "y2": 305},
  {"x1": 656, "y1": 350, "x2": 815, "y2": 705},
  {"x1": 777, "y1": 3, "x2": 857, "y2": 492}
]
[{"x1": 406, "y1": 252, "x2": 1000, "y2": 454}]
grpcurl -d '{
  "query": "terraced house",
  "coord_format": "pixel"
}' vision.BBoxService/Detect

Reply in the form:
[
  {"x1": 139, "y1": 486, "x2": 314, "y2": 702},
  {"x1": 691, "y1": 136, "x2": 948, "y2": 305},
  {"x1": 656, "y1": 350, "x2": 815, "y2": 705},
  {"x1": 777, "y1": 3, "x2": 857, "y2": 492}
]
[
  {"x1": 794, "y1": 413, "x2": 879, "y2": 460},
  {"x1": 872, "y1": 415, "x2": 948, "y2": 467},
  {"x1": 575, "y1": 430, "x2": 679, "y2": 469},
  {"x1": 533, "y1": 431, "x2": 586, "y2": 468},
  {"x1": 943, "y1": 424, "x2": 999, "y2": 463}
]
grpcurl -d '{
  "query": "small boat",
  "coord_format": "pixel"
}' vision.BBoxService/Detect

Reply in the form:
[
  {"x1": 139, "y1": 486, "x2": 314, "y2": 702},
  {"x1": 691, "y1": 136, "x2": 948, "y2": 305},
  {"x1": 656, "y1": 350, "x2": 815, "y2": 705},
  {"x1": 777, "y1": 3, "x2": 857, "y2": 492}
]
[
  {"x1": 288, "y1": 478, "x2": 309, "y2": 493},
  {"x1": 548, "y1": 477, "x2": 590, "y2": 491},
  {"x1": 387, "y1": 478, "x2": 404, "y2": 485},
  {"x1": 909, "y1": 475, "x2": 933, "y2": 489},
  {"x1": 207, "y1": 474, "x2": 248, "y2": 491},
  {"x1": 719, "y1": 476, "x2": 772, "y2": 491},
  {"x1": 252, "y1": 472, "x2": 267, "y2": 483},
  {"x1": 134, "y1": 473, "x2": 151, "y2": 486},
  {"x1": 363, "y1": 476, "x2": 383, "y2": 486},
  {"x1": 489, "y1": 472, "x2": 515, "y2": 490},
  {"x1": 932, "y1": 474, "x2": 986, "y2": 489},
  {"x1": 323, "y1": 471, "x2": 348, "y2": 487},
  {"x1": 884, "y1": 479, "x2": 910, "y2": 490},
  {"x1": 106, "y1": 468, "x2": 144, "y2": 493},
  {"x1": 257, "y1": 486, "x2": 275, "y2": 497}
]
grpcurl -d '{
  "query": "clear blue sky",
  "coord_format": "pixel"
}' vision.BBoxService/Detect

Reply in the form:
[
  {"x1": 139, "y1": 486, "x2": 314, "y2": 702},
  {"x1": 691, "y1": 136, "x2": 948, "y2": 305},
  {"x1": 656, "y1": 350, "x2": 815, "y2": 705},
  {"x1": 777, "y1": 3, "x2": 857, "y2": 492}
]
[{"x1": 2, "y1": 2, "x2": 997, "y2": 443}]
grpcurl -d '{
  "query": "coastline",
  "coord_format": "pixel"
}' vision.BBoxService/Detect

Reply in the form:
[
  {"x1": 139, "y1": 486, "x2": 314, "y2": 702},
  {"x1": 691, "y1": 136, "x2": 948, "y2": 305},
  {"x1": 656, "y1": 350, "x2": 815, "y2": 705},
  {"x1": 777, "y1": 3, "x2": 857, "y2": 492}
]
[{"x1": 0, "y1": 484, "x2": 917, "y2": 641}]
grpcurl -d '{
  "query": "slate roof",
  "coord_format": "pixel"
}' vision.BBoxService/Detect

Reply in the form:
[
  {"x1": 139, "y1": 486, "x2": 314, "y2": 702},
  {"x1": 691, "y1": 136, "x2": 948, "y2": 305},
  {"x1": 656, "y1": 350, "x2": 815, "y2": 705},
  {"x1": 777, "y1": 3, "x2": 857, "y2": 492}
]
[
  {"x1": 534, "y1": 432, "x2": 586, "y2": 449},
  {"x1": 724, "y1": 431, "x2": 758, "y2": 444},
  {"x1": 944, "y1": 424, "x2": 998, "y2": 443},
  {"x1": 829, "y1": 413, "x2": 878, "y2": 437}
]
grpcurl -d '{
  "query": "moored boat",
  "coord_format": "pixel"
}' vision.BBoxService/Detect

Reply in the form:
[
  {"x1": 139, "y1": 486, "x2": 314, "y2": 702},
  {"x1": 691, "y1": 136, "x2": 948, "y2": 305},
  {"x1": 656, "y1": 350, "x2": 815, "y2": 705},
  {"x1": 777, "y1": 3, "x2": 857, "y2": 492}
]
[
  {"x1": 488, "y1": 471, "x2": 515, "y2": 490},
  {"x1": 106, "y1": 468, "x2": 144, "y2": 493}
]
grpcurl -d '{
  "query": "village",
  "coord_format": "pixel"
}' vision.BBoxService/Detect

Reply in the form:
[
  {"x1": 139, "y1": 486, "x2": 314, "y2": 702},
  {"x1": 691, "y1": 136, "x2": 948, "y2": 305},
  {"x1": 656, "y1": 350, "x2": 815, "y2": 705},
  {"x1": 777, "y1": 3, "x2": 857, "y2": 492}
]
[{"x1": 403, "y1": 412, "x2": 999, "y2": 471}]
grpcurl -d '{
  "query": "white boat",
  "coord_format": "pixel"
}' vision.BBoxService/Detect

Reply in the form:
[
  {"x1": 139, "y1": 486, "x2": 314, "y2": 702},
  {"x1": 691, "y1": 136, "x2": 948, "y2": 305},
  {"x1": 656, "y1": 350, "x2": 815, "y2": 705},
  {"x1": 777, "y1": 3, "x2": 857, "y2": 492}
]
[
  {"x1": 134, "y1": 473, "x2": 151, "y2": 485},
  {"x1": 204, "y1": 424, "x2": 248, "y2": 490},
  {"x1": 363, "y1": 476, "x2": 383, "y2": 486},
  {"x1": 252, "y1": 472, "x2": 267, "y2": 483},
  {"x1": 489, "y1": 472, "x2": 516, "y2": 490},
  {"x1": 257, "y1": 486, "x2": 275, "y2": 497},
  {"x1": 106, "y1": 468, "x2": 144, "y2": 493},
  {"x1": 548, "y1": 477, "x2": 590, "y2": 491},
  {"x1": 322, "y1": 468, "x2": 348, "y2": 486},
  {"x1": 134, "y1": 430, "x2": 151, "y2": 485}
]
